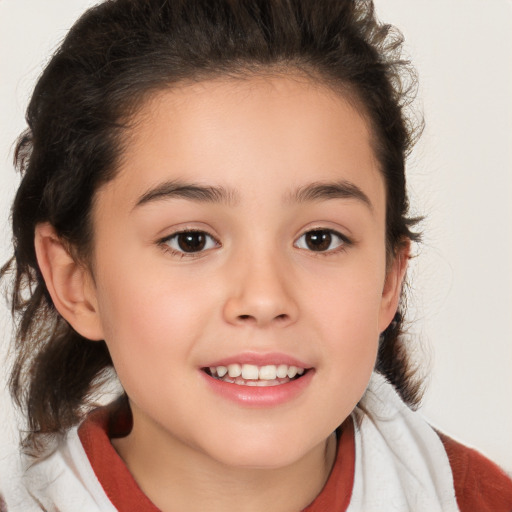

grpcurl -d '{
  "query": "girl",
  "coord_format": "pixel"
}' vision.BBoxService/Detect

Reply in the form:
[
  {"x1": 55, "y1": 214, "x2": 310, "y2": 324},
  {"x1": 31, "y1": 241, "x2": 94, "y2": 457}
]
[{"x1": 1, "y1": 0, "x2": 511, "y2": 511}]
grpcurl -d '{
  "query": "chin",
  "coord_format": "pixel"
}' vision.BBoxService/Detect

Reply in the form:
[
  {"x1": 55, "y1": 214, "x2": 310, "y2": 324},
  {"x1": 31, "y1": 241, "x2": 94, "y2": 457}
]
[{"x1": 201, "y1": 431, "x2": 327, "y2": 471}]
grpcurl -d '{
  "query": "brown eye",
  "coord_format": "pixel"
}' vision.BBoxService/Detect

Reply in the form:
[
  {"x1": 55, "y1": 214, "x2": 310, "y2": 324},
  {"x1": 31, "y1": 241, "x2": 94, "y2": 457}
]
[
  {"x1": 177, "y1": 232, "x2": 206, "y2": 252},
  {"x1": 305, "y1": 230, "x2": 331, "y2": 251},
  {"x1": 295, "y1": 229, "x2": 347, "y2": 252},
  {"x1": 164, "y1": 231, "x2": 218, "y2": 254}
]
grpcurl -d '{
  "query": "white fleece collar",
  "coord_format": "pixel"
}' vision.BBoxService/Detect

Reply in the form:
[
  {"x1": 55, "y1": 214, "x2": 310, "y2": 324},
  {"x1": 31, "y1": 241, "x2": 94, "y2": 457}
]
[{"x1": 347, "y1": 372, "x2": 460, "y2": 512}]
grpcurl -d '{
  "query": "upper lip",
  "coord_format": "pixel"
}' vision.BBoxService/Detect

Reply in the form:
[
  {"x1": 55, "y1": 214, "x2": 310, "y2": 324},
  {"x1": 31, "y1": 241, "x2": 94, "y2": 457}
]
[{"x1": 202, "y1": 352, "x2": 312, "y2": 369}]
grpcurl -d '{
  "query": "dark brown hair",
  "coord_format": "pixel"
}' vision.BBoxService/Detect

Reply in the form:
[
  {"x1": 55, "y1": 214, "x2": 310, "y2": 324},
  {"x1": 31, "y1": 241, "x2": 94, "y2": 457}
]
[{"x1": 2, "y1": 0, "x2": 422, "y2": 452}]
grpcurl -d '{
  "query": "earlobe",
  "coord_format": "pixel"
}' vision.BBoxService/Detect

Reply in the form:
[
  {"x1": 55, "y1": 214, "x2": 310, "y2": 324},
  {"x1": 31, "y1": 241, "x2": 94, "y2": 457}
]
[
  {"x1": 34, "y1": 223, "x2": 104, "y2": 341},
  {"x1": 378, "y1": 241, "x2": 410, "y2": 333}
]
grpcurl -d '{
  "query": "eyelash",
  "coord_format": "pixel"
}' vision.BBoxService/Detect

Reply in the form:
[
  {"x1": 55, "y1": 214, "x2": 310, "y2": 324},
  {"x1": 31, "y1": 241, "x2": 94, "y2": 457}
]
[{"x1": 158, "y1": 228, "x2": 352, "y2": 258}]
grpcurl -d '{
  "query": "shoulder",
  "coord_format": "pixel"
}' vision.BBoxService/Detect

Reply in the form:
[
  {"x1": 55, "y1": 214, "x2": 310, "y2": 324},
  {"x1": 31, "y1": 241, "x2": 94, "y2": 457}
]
[{"x1": 437, "y1": 431, "x2": 512, "y2": 512}]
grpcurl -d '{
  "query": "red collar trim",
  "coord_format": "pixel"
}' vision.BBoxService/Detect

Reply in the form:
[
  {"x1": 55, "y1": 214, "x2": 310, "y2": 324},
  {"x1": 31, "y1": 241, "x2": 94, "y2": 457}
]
[
  {"x1": 303, "y1": 418, "x2": 355, "y2": 511},
  {"x1": 78, "y1": 398, "x2": 160, "y2": 512}
]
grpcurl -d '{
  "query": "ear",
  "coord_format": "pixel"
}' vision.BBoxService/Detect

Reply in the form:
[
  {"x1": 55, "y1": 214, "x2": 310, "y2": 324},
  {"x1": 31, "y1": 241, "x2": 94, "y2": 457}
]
[
  {"x1": 378, "y1": 241, "x2": 410, "y2": 333},
  {"x1": 34, "y1": 223, "x2": 104, "y2": 341}
]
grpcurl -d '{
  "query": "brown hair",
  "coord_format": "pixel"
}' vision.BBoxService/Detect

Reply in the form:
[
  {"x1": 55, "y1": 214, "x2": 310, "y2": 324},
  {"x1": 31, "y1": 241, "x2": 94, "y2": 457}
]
[{"x1": 1, "y1": 0, "x2": 422, "y2": 453}]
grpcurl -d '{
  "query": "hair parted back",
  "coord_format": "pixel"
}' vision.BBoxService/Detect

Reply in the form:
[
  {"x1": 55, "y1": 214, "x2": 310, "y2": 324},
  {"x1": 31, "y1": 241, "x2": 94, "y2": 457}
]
[{"x1": 2, "y1": 0, "x2": 422, "y2": 453}]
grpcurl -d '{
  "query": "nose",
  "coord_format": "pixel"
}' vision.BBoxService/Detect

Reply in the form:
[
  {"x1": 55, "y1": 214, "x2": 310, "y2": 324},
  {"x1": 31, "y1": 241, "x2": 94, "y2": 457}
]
[{"x1": 222, "y1": 251, "x2": 299, "y2": 328}]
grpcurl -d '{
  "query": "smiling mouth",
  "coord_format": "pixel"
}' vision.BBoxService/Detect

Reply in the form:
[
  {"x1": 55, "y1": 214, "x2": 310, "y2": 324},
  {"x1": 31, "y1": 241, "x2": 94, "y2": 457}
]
[{"x1": 203, "y1": 363, "x2": 309, "y2": 387}]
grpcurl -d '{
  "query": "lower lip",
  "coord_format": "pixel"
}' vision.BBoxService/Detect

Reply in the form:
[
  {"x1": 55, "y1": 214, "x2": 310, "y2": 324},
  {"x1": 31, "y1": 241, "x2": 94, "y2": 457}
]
[{"x1": 201, "y1": 370, "x2": 314, "y2": 407}]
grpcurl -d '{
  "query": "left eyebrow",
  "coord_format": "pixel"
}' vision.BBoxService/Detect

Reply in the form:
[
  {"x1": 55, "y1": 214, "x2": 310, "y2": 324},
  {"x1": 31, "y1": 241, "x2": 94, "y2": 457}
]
[
  {"x1": 133, "y1": 180, "x2": 240, "y2": 209},
  {"x1": 287, "y1": 180, "x2": 373, "y2": 211}
]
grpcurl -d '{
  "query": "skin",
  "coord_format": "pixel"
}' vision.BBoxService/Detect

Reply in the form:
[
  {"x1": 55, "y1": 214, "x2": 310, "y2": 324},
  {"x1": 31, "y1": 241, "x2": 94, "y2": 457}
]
[{"x1": 35, "y1": 75, "x2": 408, "y2": 512}]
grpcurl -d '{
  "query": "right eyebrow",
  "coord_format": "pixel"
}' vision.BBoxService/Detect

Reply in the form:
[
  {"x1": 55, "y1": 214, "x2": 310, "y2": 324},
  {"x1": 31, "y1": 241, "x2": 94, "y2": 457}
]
[{"x1": 132, "y1": 180, "x2": 240, "y2": 210}]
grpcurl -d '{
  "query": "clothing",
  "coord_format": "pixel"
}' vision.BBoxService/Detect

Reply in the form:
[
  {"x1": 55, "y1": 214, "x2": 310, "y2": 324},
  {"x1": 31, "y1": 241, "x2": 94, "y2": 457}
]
[{"x1": 3, "y1": 373, "x2": 512, "y2": 511}]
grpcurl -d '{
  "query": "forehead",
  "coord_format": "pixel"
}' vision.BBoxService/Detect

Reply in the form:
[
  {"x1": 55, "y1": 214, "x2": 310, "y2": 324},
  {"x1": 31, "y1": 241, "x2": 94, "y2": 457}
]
[{"x1": 98, "y1": 74, "x2": 384, "y2": 215}]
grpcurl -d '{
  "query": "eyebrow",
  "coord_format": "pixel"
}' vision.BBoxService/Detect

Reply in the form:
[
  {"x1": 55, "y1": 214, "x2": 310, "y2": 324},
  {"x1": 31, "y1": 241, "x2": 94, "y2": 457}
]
[
  {"x1": 134, "y1": 180, "x2": 239, "y2": 209},
  {"x1": 133, "y1": 178, "x2": 372, "y2": 211},
  {"x1": 288, "y1": 180, "x2": 373, "y2": 210}
]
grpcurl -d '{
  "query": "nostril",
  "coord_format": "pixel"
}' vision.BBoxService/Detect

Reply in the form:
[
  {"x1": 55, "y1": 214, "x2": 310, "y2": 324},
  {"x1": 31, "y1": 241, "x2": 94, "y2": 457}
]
[{"x1": 237, "y1": 313, "x2": 288, "y2": 322}]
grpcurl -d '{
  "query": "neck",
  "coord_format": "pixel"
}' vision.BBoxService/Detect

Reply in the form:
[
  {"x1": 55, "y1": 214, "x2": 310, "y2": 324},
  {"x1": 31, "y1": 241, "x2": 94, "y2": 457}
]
[{"x1": 113, "y1": 417, "x2": 337, "y2": 512}]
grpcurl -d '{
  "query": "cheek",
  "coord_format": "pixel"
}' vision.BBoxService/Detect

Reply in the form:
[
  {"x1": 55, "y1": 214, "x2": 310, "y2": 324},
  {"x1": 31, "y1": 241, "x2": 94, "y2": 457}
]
[
  {"x1": 303, "y1": 254, "x2": 386, "y2": 338},
  {"x1": 301, "y1": 260, "x2": 385, "y2": 388},
  {"x1": 93, "y1": 261, "x2": 214, "y2": 379},
  {"x1": 318, "y1": 290, "x2": 380, "y2": 379}
]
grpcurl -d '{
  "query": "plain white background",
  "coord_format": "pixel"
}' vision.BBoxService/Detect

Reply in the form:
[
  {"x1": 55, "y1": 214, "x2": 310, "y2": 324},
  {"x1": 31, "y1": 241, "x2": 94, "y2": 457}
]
[{"x1": 1, "y1": 0, "x2": 511, "y2": 476}]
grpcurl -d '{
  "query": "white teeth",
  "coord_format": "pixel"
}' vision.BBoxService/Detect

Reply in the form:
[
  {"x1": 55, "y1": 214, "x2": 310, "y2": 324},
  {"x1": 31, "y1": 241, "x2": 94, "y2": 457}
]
[
  {"x1": 240, "y1": 379, "x2": 281, "y2": 387},
  {"x1": 216, "y1": 365, "x2": 228, "y2": 377},
  {"x1": 259, "y1": 365, "x2": 277, "y2": 380},
  {"x1": 227, "y1": 363, "x2": 242, "y2": 378},
  {"x1": 210, "y1": 363, "x2": 307, "y2": 383},
  {"x1": 241, "y1": 364, "x2": 259, "y2": 380},
  {"x1": 287, "y1": 366, "x2": 298, "y2": 378},
  {"x1": 276, "y1": 364, "x2": 288, "y2": 379}
]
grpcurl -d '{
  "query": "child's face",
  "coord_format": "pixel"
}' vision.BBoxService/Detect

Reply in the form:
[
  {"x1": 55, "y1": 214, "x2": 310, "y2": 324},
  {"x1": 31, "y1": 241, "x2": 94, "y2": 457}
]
[{"x1": 84, "y1": 75, "x2": 405, "y2": 468}]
